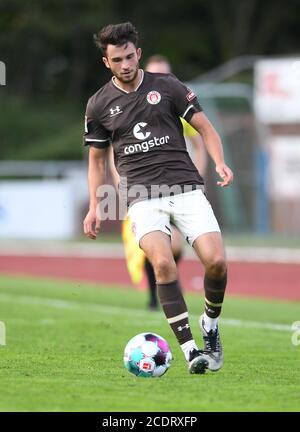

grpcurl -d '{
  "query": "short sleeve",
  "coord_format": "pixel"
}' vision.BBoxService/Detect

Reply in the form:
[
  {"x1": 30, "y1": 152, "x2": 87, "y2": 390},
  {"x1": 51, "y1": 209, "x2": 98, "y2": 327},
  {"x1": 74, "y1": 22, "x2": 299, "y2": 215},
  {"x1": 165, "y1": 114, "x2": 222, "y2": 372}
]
[
  {"x1": 83, "y1": 99, "x2": 110, "y2": 148},
  {"x1": 168, "y1": 74, "x2": 203, "y2": 122}
]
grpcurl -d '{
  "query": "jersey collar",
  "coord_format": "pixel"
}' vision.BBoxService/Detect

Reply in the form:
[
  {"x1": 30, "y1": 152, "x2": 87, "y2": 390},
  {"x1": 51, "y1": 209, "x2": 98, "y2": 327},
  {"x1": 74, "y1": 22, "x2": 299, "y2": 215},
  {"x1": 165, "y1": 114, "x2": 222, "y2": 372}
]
[{"x1": 111, "y1": 69, "x2": 144, "y2": 94}]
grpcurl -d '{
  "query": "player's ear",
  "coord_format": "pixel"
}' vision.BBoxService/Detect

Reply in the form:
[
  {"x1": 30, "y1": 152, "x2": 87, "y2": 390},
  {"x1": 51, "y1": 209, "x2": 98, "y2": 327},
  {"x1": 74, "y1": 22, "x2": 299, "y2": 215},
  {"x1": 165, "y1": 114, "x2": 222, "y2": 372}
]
[
  {"x1": 137, "y1": 48, "x2": 142, "y2": 60},
  {"x1": 102, "y1": 56, "x2": 110, "y2": 70}
]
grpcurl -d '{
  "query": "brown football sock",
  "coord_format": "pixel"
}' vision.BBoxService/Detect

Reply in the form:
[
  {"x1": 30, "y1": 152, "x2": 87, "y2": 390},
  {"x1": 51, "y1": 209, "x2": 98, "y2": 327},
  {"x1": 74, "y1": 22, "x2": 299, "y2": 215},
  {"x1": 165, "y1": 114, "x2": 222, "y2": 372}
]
[
  {"x1": 157, "y1": 280, "x2": 193, "y2": 345},
  {"x1": 204, "y1": 272, "x2": 227, "y2": 318}
]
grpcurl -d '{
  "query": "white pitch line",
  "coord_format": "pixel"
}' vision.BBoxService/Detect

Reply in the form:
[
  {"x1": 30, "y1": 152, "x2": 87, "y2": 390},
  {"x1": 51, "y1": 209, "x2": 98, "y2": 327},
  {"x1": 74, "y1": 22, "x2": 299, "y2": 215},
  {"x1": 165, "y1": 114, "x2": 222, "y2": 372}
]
[
  {"x1": 219, "y1": 318, "x2": 291, "y2": 332},
  {"x1": 0, "y1": 292, "x2": 142, "y2": 316},
  {"x1": 6, "y1": 318, "x2": 57, "y2": 326},
  {"x1": 0, "y1": 292, "x2": 294, "y2": 333}
]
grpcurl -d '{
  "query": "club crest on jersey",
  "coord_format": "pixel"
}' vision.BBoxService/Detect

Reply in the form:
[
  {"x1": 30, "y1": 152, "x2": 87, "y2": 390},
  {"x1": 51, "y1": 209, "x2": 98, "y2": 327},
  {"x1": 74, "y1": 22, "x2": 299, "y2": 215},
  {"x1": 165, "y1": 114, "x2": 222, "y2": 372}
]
[
  {"x1": 186, "y1": 89, "x2": 196, "y2": 102},
  {"x1": 147, "y1": 91, "x2": 161, "y2": 105}
]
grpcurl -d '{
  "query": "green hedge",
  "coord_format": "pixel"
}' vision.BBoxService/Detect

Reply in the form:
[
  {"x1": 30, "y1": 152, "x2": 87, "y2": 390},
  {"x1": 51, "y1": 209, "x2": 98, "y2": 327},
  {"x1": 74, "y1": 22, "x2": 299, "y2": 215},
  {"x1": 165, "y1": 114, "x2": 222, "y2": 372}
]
[{"x1": 1, "y1": 96, "x2": 85, "y2": 160}]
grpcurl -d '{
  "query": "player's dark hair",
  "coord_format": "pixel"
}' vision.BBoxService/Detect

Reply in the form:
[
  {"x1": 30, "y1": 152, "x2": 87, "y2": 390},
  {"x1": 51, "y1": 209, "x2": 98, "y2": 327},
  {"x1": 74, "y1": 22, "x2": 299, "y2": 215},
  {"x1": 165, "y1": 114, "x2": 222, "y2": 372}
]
[{"x1": 94, "y1": 22, "x2": 139, "y2": 55}]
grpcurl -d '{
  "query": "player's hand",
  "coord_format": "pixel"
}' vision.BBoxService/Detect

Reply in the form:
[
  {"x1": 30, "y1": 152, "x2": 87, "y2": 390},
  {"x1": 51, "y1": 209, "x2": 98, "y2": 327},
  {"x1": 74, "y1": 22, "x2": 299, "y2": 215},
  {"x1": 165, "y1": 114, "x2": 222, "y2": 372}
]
[
  {"x1": 216, "y1": 163, "x2": 234, "y2": 187},
  {"x1": 83, "y1": 208, "x2": 101, "y2": 240}
]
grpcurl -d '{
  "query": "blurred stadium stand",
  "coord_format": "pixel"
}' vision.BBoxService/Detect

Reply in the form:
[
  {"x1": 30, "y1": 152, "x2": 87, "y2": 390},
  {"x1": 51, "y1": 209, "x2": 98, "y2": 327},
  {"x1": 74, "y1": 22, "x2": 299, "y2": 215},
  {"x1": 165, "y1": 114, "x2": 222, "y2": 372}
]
[{"x1": 0, "y1": 161, "x2": 87, "y2": 239}]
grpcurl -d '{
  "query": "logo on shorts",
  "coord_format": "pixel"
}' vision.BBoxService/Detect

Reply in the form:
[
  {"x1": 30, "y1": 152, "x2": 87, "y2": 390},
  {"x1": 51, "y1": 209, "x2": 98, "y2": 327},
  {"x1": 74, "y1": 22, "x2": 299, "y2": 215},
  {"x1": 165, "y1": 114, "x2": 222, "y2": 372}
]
[
  {"x1": 133, "y1": 122, "x2": 151, "y2": 140},
  {"x1": 131, "y1": 222, "x2": 136, "y2": 236},
  {"x1": 147, "y1": 91, "x2": 161, "y2": 105}
]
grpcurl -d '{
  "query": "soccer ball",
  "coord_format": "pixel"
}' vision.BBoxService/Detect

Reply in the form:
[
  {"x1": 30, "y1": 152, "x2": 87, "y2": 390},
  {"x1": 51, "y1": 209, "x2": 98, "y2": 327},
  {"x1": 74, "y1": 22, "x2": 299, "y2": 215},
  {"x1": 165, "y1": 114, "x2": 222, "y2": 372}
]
[{"x1": 124, "y1": 332, "x2": 172, "y2": 378}]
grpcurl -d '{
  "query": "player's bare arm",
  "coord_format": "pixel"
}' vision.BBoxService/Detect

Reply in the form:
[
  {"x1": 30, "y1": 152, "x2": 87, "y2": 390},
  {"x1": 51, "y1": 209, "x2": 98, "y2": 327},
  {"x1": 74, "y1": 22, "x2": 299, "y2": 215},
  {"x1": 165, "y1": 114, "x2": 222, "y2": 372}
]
[
  {"x1": 108, "y1": 146, "x2": 120, "y2": 190},
  {"x1": 190, "y1": 111, "x2": 233, "y2": 187},
  {"x1": 83, "y1": 146, "x2": 108, "y2": 240},
  {"x1": 189, "y1": 133, "x2": 207, "y2": 178}
]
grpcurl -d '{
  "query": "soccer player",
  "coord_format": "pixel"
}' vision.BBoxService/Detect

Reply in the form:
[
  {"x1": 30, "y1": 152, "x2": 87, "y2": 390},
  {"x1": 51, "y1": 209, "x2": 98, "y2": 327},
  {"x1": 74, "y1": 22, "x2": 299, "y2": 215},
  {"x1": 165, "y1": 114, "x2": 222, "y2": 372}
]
[
  {"x1": 108, "y1": 54, "x2": 207, "y2": 311},
  {"x1": 83, "y1": 22, "x2": 233, "y2": 374},
  {"x1": 143, "y1": 54, "x2": 207, "y2": 310}
]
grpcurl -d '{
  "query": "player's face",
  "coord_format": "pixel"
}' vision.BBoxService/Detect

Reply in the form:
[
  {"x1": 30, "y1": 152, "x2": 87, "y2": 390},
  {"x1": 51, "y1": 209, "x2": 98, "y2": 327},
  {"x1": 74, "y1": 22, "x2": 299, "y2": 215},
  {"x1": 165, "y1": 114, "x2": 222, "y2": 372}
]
[{"x1": 103, "y1": 43, "x2": 141, "y2": 84}]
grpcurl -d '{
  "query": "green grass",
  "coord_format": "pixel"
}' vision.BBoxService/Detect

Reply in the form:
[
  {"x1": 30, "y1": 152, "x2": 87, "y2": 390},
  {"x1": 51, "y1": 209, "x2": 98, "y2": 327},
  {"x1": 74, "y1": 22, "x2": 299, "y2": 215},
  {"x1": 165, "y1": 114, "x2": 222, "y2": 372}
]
[{"x1": 0, "y1": 274, "x2": 299, "y2": 412}]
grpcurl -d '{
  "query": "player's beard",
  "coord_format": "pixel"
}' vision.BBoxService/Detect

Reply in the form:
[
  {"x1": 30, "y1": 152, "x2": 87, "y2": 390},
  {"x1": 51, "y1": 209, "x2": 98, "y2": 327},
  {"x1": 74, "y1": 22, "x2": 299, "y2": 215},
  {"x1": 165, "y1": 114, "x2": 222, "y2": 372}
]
[{"x1": 116, "y1": 64, "x2": 139, "y2": 84}]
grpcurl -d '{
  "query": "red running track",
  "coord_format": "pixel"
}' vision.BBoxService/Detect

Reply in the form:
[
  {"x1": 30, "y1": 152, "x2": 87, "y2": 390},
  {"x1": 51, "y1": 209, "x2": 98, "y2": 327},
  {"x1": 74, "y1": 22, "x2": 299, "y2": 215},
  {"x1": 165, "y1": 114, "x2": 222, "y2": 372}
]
[{"x1": 0, "y1": 255, "x2": 299, "y2": 301}]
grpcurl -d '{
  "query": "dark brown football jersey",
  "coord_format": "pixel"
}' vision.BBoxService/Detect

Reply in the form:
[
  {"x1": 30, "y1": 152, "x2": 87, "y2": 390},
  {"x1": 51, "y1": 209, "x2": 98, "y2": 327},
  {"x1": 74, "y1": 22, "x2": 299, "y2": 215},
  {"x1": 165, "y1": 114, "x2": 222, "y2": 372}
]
[{"x1": 84, "y1": 70, "x2": 204, "y2": 205}]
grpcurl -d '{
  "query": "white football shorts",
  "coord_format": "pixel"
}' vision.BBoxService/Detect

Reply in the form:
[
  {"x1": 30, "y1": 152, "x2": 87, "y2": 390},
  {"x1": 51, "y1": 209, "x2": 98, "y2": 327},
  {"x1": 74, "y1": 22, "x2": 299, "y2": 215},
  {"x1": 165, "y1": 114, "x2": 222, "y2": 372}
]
[{"x1": 127, "y1": 189, "x2": 220, "y2": 246}]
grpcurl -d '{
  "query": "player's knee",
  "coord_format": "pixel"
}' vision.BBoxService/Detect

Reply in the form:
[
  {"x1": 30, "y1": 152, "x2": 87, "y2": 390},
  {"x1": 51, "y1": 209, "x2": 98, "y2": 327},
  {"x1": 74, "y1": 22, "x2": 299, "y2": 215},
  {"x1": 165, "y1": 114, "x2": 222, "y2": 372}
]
[
  {"x1": 206, "y1": 257, "x2": 227, "y2": 279},
  {"x1": 153, "y1": 256, "x2": 177, "y2": 282}
]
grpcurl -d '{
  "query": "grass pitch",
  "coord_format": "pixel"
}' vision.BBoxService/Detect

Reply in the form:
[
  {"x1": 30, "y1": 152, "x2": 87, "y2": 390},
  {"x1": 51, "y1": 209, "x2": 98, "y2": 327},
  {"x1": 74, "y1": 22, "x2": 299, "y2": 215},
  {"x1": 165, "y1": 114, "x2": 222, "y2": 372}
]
[{"x1": 0, "y1": 275, "x2": 299, "y2": 412}]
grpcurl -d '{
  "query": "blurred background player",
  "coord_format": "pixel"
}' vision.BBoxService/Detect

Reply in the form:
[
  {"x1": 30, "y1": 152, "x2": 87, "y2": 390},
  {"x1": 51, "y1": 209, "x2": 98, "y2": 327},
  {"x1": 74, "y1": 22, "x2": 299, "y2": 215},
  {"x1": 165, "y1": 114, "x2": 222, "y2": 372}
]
[{"x1": 109, "y1": 54, "x2": 208, "y2": 310}]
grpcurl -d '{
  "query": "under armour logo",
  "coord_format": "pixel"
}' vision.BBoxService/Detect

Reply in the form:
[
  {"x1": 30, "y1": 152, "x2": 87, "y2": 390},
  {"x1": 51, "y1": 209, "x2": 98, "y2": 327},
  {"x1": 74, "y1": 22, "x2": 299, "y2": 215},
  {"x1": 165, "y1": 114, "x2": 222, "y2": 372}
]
[
  {"x1": 178, "y1": 323, "x2": 190, "y2": 332},
  {"x1": 205, "y1": 305, "x2": 215, "y2": 314},
  {"x1": 110, "y1": 106, "x2": 122, "y2": 116}
]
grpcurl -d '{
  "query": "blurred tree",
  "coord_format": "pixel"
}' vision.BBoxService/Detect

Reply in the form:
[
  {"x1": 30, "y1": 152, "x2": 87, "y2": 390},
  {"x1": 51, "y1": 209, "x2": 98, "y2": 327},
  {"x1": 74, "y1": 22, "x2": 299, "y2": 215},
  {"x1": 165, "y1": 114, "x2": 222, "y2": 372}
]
[
  {"x1": 1, "y1": 0, "x2": 300, "y2": 160},
  {"x1": 0, "y1": 0, "x2": 299, "y2": 100},
  {"x1": 0, "y1": 0, "x2": 115, "y2": 99},
  {"x1": 206, "y1": 0, "x2": 298, "y2": 60}
]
